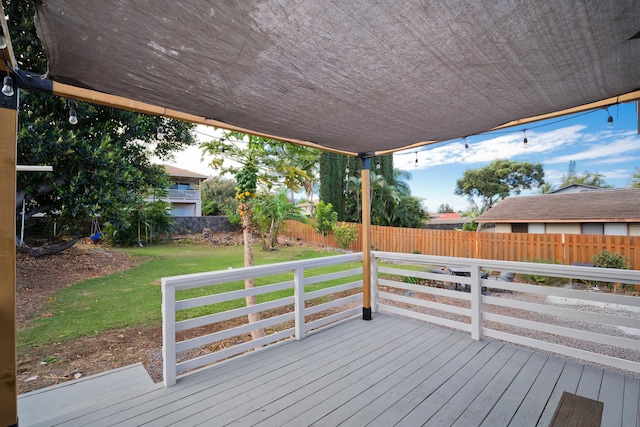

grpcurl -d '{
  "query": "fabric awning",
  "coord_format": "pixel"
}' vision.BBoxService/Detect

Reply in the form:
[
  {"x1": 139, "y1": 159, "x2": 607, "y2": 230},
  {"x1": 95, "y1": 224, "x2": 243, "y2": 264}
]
[{"x1": 33, "y1": 1, "x2": 640, "y2": 155}]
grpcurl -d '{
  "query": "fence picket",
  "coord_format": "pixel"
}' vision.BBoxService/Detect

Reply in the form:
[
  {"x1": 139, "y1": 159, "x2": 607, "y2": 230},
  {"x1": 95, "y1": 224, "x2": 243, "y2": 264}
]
[{"x1": 283, "y1": 221, "x2": 640, "y2": 269}]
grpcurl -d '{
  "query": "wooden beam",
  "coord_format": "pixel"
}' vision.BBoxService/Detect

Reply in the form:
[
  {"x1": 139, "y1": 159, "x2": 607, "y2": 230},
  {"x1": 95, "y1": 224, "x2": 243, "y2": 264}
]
[
  {"x1": 50, "y1": 81, "x2": 357, "y2": 157},
  {"x1": 374, "y1": 89, "x2": 640, "y2": 155},
  {"x1": 0, "y1": 92, "x2": 18, "y2": 427}
]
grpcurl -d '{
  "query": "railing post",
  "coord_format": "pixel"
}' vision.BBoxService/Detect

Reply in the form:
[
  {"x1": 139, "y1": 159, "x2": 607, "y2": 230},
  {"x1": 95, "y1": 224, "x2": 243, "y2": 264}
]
[
  {"x1": 162, "y1": 280, "x2": 177, "y2": 387},
  {"x1": 470, "y1": 264, "x2": 482, "y2": 340},
  {"x1": 371, "y1": 256, "x2": 378, "y2": 313},
  {"x1": 294, "y1": 267, "x2": 305, "y2": 340}
]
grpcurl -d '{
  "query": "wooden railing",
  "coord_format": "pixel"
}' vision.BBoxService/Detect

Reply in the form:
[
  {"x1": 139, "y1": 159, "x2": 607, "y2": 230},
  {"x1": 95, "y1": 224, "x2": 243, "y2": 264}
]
[
  {"x1": 161, "y1": 253, "x2": 363, "y2": 386},
  {"x1": 371, "y1": 251, "x2": 640, "y2": 375},
  {"x1": 283, "y1": 221, "x2": 640, "y2": 269}
]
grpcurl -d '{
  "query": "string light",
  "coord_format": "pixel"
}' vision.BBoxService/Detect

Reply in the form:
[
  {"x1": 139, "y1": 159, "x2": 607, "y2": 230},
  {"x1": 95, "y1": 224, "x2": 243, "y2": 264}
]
[
  {"x1": 68, "y1": 109, "x2": 78, "y2": 125},
  {"x1": 463, "y1": 137, "x2": 469, "y2": 153},
  {"x1": 522, "y1": 129, "x2": 528, "y2": 148},
  {"x1": 414, "y1": 152, "x2": 418, "y2": 167},
  {"x1": 156, "y1": 116, "x2": 164, "y2": 140},
  {"x1": 1, "y1": 74, "x2": 13, "y2": 97},
  {"x1": 604, "y1": 107, "x2": 614, "y2": 128}
]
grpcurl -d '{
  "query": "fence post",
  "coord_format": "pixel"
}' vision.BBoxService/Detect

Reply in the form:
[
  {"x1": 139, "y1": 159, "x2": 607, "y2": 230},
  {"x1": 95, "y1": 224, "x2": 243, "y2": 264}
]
[
  {"x1": 162, "y1": 280, "x2": 177, "y2": 387},
  {"x1": 470, "y1": 264, "x2": 482, "y2": 340},
  {"x1": 294, "y1": 267, "x2": 305, "y2": 340}
]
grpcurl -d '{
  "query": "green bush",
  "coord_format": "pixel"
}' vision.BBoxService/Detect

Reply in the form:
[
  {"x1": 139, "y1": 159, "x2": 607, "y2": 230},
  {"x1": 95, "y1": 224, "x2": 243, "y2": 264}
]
[
  {"x1": 332, "y1": 222, "x2": 358, "y2": 249},
  {"x1": 519, "y1": 258, "x2": 564, "y2": 286},
  {"x1": 462, "y1": 220, "x2": 478, "y2": 231},
  {"x1": 592, "y1": 250, "x2": 630, "y2": 270},
  {"x1": 103, "y1": 200, "x2": 175, "y2": 246},
  {"x1": 591, "y1": 250, "x2": 631, "y2": 290}
]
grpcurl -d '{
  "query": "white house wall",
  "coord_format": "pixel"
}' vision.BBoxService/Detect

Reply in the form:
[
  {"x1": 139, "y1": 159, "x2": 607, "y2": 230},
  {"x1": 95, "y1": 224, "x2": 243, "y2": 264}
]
[{"x1": 604, "y1": 223, "x2": 628, "y2": 236}]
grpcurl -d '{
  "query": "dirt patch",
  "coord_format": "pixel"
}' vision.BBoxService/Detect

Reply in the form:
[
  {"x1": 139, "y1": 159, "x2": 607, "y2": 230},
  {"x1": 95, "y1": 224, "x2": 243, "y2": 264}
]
[
  {"x1": 17, "y1": 242, "x2": 143, "y2": 328},
  {"x1": 16, "y1": 240, "x2": 158, "y2": 394},
  {"x1": 16, "y1": 231, "x2": 313, "y2": 394}
]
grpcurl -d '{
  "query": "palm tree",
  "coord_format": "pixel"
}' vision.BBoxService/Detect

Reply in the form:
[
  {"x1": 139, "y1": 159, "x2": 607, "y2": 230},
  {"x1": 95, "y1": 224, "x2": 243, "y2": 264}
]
[{"x1": 254, "y1": 189, "x2": 311, "y2": 250}]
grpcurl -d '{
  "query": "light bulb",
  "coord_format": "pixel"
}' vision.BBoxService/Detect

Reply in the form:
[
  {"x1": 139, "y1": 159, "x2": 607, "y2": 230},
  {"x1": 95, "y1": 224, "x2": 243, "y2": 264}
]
[
  {"x1": 68, "y1": 109, "x2": 78, "y2": 125},
  {"x1": 607, "y1": 115, "x2": 614, "y2": 128},
  {"x1": 0, "y1": 35, "x2": 6, "y2": 50},
  {"x1": 523, "y1": 137, "x2": 528, "y2": 148},
  {"x1": 157, "y1": 126, "x2": 164, "y2": 140},
  {"x1": 2, "y1": 75, "x2": 14, "y2": 97}
]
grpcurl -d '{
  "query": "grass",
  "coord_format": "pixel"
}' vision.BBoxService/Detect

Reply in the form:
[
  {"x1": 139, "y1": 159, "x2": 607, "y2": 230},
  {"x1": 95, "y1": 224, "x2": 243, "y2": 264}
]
[{"x1": 18, "y1": 243, "x2": 358, "y2": 350}]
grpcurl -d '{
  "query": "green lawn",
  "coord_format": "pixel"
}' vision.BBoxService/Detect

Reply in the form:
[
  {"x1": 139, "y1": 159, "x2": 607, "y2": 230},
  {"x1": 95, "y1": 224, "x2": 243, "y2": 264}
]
[{"x1": 18, "y1": 244, "x2": 356, "y2": 349}]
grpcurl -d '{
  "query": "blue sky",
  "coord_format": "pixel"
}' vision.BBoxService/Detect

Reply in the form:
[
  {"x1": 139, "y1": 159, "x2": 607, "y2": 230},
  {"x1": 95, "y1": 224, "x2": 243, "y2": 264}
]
[
  {"x1": 394, "y1": 102, "x2": 640, "y2": 212},
  {"x1": 170, "y1": 102, "x2": 640, "y2": 212}
]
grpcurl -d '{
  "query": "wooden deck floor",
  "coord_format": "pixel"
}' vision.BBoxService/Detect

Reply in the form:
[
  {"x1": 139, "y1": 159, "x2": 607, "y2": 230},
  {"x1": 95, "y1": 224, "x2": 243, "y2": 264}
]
[{"x1": 18, "y1": 313, "x2": 640, "y2": 426}]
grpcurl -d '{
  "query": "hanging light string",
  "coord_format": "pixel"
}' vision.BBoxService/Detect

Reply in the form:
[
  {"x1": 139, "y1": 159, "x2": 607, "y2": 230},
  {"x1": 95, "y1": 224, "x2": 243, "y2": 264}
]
[
  {"x1": 1, "y1": 51, "x2": 14, "y2": 97},
  {"x1": 406, "y1": 102, "x2": 622, "y2": 162}
]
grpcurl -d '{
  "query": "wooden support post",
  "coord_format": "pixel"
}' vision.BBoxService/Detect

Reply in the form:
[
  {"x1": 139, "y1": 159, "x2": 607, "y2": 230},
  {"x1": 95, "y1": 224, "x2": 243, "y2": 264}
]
[
  {"x1": 360, "y1": 157, "x2": 372, "y2": 320},
  {"x1": 0, "y1": 85, "x2": 18, "y2": 427}
]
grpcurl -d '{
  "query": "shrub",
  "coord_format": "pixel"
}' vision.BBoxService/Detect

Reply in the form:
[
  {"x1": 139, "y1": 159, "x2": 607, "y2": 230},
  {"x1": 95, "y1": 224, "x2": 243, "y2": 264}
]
[
  {"x1": 103, "y1": 201, "x2": 175, "y2": 246},
  {"x1": 332, "y1": 222, "x2": 358, "y2": 249},
  {"x1": 591, "y1": 250, "x2": 631, "y2": 290},
  {"x1": 592, "y1": 250, "x2": 630, "y2": 270},
  {"x1": 518, "y1": 258, "x2": 564, "y2": 286}
]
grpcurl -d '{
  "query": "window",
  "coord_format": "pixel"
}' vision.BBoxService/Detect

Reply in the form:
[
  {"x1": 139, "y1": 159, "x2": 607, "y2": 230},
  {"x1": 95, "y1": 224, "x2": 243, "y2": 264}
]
[
  {"x1": 511, "y1": 223, "x2": 528, "y2": 233},
  {"x1": 582, "y1": 223, "x2": 604, "y2": 235}
]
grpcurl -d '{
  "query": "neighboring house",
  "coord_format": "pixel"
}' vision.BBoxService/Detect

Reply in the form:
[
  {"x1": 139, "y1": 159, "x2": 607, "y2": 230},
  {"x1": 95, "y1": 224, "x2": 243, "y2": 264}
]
[
  {"x1": 548, "y1": 183, "x2": 602, "y2": 194},
  {"x1": 476, "y1": 188, "x2": 640, "y2": 236},
  {"x1": 150, "y1": 165, "x2": 209, "y2": 217}
]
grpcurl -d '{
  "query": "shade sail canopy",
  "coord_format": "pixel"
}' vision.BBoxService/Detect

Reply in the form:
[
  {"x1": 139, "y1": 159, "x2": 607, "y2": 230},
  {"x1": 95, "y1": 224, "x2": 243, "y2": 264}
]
[{"x1": 33, "y1": 1, "x2": 640, "y2": 155}]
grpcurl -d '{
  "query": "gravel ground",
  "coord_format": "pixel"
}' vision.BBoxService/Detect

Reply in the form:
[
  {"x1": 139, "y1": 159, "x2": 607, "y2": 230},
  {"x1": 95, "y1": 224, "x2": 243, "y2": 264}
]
[{"x1": 380, "y1": 284, "x2": 640, "y2": 379}]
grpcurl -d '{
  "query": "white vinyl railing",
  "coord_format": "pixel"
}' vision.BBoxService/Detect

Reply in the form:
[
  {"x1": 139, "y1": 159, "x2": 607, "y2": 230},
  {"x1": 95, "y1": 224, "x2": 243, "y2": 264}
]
[
  {"x1": 372, "y1": 251, "x2": 640, "y2": 375},
  {"x1": 161, "y1": 253, "x2": 363, "y2": 386},
  {"x1": 162, "y1": 251, "x2": 640, "y2": 387}
]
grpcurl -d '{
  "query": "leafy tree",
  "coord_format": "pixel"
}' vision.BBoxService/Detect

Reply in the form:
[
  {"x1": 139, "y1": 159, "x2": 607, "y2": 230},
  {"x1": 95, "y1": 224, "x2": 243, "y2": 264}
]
[
  {"x1": 314, "y1": 200, "x2": 338, "y2": 246},
  {"x1": 201, "y1": 131, "x2": 315, "y2": 339},
  {"x1": 319, "y1": 153, "x2": 396, "y2": 221},
  {"x1": 103, "y1": 201, "x2": 175, "y2": 246},
  {"x1": 253, "y1": 189, "x2": 311, "y2": 250},
  {"x1": 7, "y1": 0, "x2": 196, "y2": 249},
  {"x1": 559, "y1": 160, "x2": 611, "y2": 188},
  {"x1": 538, "y1": 182, "x2": 556, "y2": 194},
  {"x1": 343, "y1": 172, "x2": 427, "y2": 227},
  {"x1": 319, "y1": 152, "x2": 347, "y2": 220},
  {"x1": 201, "y1": 176, "x2": 238, "y2": 217},
  {"x1": 454, "y1": 159, "x2": 545, "y2": 212},
  {"x1": 437, "y1": 204, "x2": 455, "y2": 213},
  {"x1": 632, "y1": 168, "x2": 640, "y2": 188},
  {"x1": 332, "y1": 222, "x2": 359, "y2": 249}
]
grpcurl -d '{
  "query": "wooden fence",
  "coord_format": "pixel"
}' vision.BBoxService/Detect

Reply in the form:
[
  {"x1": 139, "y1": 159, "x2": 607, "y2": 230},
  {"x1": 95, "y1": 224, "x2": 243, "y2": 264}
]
[{"x1": 283, "y1": 221, "x2": 640, "y2": 269}]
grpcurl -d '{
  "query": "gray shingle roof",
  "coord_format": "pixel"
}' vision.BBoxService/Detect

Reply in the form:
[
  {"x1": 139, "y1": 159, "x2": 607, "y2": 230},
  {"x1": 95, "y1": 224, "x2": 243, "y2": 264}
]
[{"x1": 476, "y1": 188, "x2": 640, "y2": 223}]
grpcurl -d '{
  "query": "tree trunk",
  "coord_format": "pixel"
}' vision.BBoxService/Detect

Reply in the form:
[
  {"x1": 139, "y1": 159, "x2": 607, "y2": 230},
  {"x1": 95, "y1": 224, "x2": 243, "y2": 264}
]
[{"x1": 242, "y1": 202, "x2": 266, "y2": 340}]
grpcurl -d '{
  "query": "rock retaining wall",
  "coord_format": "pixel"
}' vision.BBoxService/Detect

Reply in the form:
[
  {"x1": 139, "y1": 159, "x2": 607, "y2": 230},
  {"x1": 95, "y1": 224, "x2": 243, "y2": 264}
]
[{"x1": 173, "y1": 216, "x2": 238, "y2": 235}]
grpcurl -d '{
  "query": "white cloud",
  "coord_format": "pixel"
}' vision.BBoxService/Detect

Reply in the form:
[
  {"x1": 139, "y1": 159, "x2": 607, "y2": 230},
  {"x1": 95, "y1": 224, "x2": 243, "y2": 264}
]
[
  {"x1": 395, "y1": 125, "x2": 586, "y2": 170},
  {"x1": 545, "y1": 132, "x2": 640, "y2": 165}
]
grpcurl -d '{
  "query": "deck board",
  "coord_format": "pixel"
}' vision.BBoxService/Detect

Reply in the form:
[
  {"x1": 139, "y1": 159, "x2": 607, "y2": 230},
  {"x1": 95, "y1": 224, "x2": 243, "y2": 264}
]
[
  {"x1": 509, "y1": 356, "x2": 566, "y2": 426},
  {"x1": 536, "y1": 361, "x2": 584, "y2": 426},
  {"x1": 622, "y1": 376, "x2": 640, "y2": 427},
  {"x1": 452, "y1": 348, "x2": 532, "y2": 426},
  {"x1": 17, "y1": 313, "x2": 640, "y2": 427}
]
